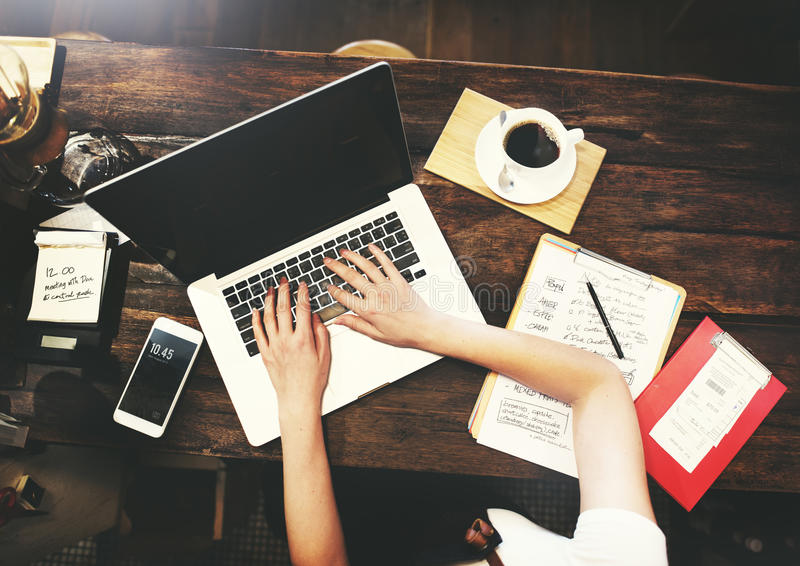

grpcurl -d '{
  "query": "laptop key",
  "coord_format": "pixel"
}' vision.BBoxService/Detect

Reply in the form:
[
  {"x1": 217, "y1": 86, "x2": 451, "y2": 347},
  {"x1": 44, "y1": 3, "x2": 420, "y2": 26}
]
[
  {"x1": 310, "y1": 268, "x2": 325, "y2": 282},
  {"x1": 241, "y1": 328, "x2": 255, "y2": 343},
  {"x1": 348, "y1": 228, "x2": 360, "y2": 237},
  {"x1": 251, "y1": 282, "x2": 265, "y2": 296},
  {"x1": 359, "y1": 234, "x2": 372, "y2": 247},
  {"x1": 299, "y1": 251, "x2": 311, "y2": 260},
  {"x1": 246, "y1": 341, "x2": 260, "y2": 357},
  {"x1": 324, "y1": 239, "x2": 336, "y2": 249},
  {"x1": 274, "y1": 271, "x2": 287, "y2": 283},
  {"x1": 223, "y1": 286, "x2": 236, "y2": 296},
  {"x1": 336, "y1": 234, "x2": 348, "y2": 243},
  {"x1": 414, "y1": 269, "x2": 426, "y2": 279},
  {"x1": 331, "y1": 274, "x2": 344, "y2": 287},
  {"x1": 323, "y1": 249, "x2": 336, "y2": 259},
  {"x1": 226, "y1": 294, "x2": 239, "y2": 307},
  {"x1": 299, "y1": 260, "x2": 313, "y2": 273},
  {"x1": 310, "y1": 298, "x2": 320, "y2": 311},
  {"x1": 288, "y1": 265, "x2": 301, "y2": 279},
  {"x1": 317, "y1": 302, "x2": 348, "y2": 322},
  {"x1": 386, "y1": 211, "x2": 398, "y2": 220},
  {"x1": 393, "y1": 241, "x2": 414, "y2": 257},
  {"x1": 401, "y1": 269, "x2": 413, "y2": 282},
  {"x1": 264, "y1": 276, "x2": 277, "y2": 289},
  {"x1": 318, "y1": 294, "x2": 332, "y2": 307},
  {"x1": 311, "y1": 245, "x2": 324, "y2": 254},
  {"x1": 311, "y1": 255, "x2": 324, "y2": 267},
  {"x1": 260, "y1": 267, "x2": 273, "y2": 278},
  {"x1": 346, "y1": 238, "x2": 360, "y2": 250},
  {"x1": 235, "y1": 281, "x2": 248, "y2": 290},
  {"x1": 250, "y1": 296, "x2": 264, "y2": 309},
  {"x1": 394, "y1": 252, "x2": 419, "y2": 272},
  {"x1": 374, "y1": 217, "x2": 386, "y2": 225},
  {"x1": 235, "y1": 314, "x2": 253, "y2": 331},
  {"x1": 395, "y1": 230, "x2": 409, "y2": 242},
  {"x1": 273, "y1": 262, "x2": 285, "y2": 271},
  {"x1": 238, "y1": 288, "x2": 252, "y2": 302},
  {"x1": 371, "y1": 226, "x2": 386, "y2": 239},
  {"x1": 385, "y1": 219, "x2": 402, "y2": 233},
  {"x1": 286, "y1": 256, "x2": 299, "y2": 266},
  {"x1": 383, "y1": 234, "x2": 397, "y2": 248},
  {"x1": 231, "y1": 303, "x2": 251, "y2": 319},
  {"x1": 248, "y1": 275, "x2": 260, "y2": 284},
  {"x1": 308, "y1": 283, "x2": 320, "y2": 297},
  {"x1": 361, "y1": 222, "x2": 373, "y2": 231}
]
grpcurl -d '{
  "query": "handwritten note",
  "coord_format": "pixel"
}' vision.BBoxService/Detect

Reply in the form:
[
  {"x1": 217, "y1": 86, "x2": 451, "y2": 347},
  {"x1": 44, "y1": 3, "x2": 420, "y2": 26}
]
[
  {"x1": 476, "y1": 238, "x2": 681, "y2": 477},
  {"x1": 27, "y1": 231, "x2": 107, "y2": 323}
]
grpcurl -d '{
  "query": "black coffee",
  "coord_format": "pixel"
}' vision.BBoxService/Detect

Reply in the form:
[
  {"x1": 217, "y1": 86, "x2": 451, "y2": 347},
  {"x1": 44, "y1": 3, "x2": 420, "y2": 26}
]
[{"x1": 503, "y1": 122, "x2": 559, "y2": 167}]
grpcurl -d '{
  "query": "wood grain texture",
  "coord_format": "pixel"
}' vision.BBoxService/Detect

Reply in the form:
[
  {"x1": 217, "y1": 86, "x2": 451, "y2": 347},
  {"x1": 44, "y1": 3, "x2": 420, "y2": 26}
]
[
  {"x1": 5, "y1": 42, "x2": 799, "y2": 491},
  {"x1": 424, "y1": 88, "x2": 606, "y2": 233}
]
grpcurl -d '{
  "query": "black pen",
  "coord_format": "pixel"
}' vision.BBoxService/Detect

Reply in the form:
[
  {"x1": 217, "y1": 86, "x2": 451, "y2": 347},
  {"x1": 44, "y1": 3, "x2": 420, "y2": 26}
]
[{"x1": 585, "y1": 280, "x2": 625, "y2": 359}]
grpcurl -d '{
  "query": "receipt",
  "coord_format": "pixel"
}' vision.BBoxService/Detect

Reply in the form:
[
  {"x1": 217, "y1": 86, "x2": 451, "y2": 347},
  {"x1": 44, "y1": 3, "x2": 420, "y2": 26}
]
[{"x1": 649, "y1": 343, "x2": 764, "y2": 473}]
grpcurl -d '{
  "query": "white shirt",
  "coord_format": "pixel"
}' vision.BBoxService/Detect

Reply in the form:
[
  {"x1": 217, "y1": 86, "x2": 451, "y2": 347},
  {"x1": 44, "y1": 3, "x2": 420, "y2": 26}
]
[{"x1": 456, "y1": 508, "x2": 668, "y2": 566}]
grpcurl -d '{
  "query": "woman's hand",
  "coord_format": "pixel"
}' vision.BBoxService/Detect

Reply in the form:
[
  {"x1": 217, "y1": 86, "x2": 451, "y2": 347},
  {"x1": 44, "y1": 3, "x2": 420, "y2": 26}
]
[
  {"x1": 322, "y1": 243, "x2": 444, "y2": 348},
  {"x1": 251, "y1": 279, "x2": 331, "y2": 420}
]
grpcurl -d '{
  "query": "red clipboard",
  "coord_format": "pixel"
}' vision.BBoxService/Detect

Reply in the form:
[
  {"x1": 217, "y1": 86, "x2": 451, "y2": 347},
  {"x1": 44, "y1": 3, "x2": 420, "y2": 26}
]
[{"x1": 635, "y1": 317, "x2": 787, "y2": 511}]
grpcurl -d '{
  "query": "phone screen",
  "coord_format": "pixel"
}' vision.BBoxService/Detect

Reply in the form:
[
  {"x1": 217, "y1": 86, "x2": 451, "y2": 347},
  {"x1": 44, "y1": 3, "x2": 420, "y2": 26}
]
[{"x1": 118, "y1": 328, "x2": 198, "y2": 425}]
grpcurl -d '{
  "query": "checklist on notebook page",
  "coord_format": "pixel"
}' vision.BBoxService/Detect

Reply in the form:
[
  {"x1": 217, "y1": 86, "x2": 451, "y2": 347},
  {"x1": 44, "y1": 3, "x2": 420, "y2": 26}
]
[{"x1": 474, "y1": 235, "x2": 684, "y2": 477}]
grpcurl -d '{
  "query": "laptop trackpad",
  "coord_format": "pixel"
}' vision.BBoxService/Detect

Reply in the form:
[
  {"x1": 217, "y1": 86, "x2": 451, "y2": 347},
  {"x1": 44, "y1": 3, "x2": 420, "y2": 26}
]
[{"x1": 326, "y1": 326, "x2": 440, "y2": 405}]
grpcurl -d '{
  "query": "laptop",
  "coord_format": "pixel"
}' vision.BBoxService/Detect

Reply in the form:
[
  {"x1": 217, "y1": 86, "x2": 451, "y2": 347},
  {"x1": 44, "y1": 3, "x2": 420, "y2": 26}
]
[{"x1": 85, "y1": 62, "x2": 484, "y2": 446}]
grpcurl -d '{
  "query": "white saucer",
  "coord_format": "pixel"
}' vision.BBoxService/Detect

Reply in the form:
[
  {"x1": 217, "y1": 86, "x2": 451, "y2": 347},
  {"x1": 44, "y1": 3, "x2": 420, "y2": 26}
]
[{"x1": 474, "y1": 115, "x2": 576, "y2": 205}]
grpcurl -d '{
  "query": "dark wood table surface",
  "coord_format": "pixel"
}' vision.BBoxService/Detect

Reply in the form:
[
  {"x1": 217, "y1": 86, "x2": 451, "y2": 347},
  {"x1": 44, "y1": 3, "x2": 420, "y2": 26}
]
[{"x1": 6, "y1": 40, "x2": 799, "y2": 492}]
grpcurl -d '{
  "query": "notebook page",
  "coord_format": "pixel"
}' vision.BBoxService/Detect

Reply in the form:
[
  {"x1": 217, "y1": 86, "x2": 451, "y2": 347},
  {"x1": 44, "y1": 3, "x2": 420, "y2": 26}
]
[
  {"x1": 476, "y1": 238, "x2": 680, "y2": 477},
  {"x1": 27, "y1": 231, "x2": 107, "y2": 323}
]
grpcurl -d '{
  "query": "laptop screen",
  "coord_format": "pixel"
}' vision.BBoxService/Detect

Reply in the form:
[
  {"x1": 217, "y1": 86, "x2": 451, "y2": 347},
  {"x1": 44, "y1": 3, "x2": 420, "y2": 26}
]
[{"x1": 85, "y1": 63, "x2": 412, "y2": 283}]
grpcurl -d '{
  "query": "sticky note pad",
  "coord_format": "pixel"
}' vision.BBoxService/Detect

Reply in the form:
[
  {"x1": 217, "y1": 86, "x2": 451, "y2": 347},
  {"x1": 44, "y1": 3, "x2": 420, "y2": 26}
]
[{"x1": 27, "y1": 231, "x2": 108, "y2": 324}]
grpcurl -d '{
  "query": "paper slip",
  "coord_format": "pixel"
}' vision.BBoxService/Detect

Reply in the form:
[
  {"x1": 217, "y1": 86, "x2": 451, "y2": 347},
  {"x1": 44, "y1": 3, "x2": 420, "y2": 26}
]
[
  {"x1": 40, "y1": 203, "x2": 130, "y2": 244},
  {"x1": 476, "y1": 239, "x2": 681, "y2": 477},
  {"x1": 649, "y1": 339, "x2": 766, "y2": 473},
  {"x1": 27, "y1": 231, "x2": 107, "y2": 323}
]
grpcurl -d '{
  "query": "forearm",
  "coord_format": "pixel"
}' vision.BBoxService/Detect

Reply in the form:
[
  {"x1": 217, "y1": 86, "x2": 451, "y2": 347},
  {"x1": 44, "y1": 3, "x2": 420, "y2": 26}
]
[
  {"x1": 416, "y1": 313, "x2": 619, "y2": 404},
  {"x1": 280, "y1": 410, "x2": 348, "y2": 566},
  {"x1": 418, "y1": 314, "x2": 654, "y2": 519}
]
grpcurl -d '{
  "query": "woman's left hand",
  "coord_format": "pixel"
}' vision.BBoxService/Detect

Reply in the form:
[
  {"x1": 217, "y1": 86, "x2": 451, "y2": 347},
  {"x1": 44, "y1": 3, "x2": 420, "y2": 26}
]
[{"x1": 251, "y1": 278, "x2": 332, "y2": 420}]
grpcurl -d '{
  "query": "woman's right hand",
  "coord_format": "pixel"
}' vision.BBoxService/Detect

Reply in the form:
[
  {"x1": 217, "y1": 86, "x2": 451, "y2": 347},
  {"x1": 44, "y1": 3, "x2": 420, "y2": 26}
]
[{"x1": 322, "y1": 243, "x2": 443, "y2": 349}]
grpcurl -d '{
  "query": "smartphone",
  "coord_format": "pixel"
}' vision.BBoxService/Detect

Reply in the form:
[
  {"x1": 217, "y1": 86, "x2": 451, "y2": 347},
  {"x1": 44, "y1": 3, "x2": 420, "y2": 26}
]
[{"x1": 114, "y1": 317, "x2": 204, "y2": 438}]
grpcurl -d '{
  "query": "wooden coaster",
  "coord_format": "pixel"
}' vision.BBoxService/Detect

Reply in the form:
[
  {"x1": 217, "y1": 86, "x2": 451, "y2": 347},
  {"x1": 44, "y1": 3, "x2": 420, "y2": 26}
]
[{"x1": 424, "y1": 89, "x2": 606, "y2": 234}]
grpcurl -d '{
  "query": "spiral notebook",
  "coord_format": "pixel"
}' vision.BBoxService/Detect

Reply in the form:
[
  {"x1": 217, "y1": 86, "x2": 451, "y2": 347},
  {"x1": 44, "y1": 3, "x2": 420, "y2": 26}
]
[{"x1": 468, "y1": 233, "x2": 685, "y2": 477}]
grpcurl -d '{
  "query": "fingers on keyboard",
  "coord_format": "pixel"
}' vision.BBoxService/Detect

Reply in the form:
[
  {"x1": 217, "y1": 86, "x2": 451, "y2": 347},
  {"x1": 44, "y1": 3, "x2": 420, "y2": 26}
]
[{"x1": 233, "y1": 210, "x2": 428, "y2": 356}]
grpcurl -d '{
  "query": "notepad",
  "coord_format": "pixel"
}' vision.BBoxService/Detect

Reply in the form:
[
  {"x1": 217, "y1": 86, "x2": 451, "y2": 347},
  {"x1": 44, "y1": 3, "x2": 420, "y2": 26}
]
[
  {"x1": 469, "y1": 234, "x2": 685, "y2": 477},
  {"x1": 27, "y1": 231, "x2": 109, "y2": 324}
]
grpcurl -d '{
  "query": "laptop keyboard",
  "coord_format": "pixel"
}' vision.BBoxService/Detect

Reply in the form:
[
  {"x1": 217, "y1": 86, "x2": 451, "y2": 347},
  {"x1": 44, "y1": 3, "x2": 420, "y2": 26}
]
[{"x1": 221, "y1": 211, "x2": 427, "y2": 357}]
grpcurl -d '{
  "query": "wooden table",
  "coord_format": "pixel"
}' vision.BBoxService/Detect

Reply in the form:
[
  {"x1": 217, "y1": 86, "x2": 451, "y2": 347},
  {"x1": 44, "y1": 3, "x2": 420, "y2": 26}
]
[{"x1": 6, "y1": 41, "x2": 799, "y2": 492}]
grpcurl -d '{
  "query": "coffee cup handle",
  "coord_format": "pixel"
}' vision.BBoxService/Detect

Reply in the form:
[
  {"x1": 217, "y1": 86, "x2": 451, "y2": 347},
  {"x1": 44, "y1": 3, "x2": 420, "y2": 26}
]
[{"x1": 566, "y1": 128, "x2": 584, "y2": 146}]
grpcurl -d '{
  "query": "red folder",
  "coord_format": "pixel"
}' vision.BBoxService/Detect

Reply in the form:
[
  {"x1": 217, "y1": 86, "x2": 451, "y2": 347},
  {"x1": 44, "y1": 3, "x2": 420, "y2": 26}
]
[{"x1": 635, "y1": 316, "x2": 786, "y2": 511}]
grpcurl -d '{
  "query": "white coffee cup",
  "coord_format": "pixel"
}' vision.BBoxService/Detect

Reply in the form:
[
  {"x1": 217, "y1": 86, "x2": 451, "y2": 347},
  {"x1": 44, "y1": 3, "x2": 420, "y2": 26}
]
[{"x1": 497, "y1": 108, "x2": 583, "y2": 196}]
